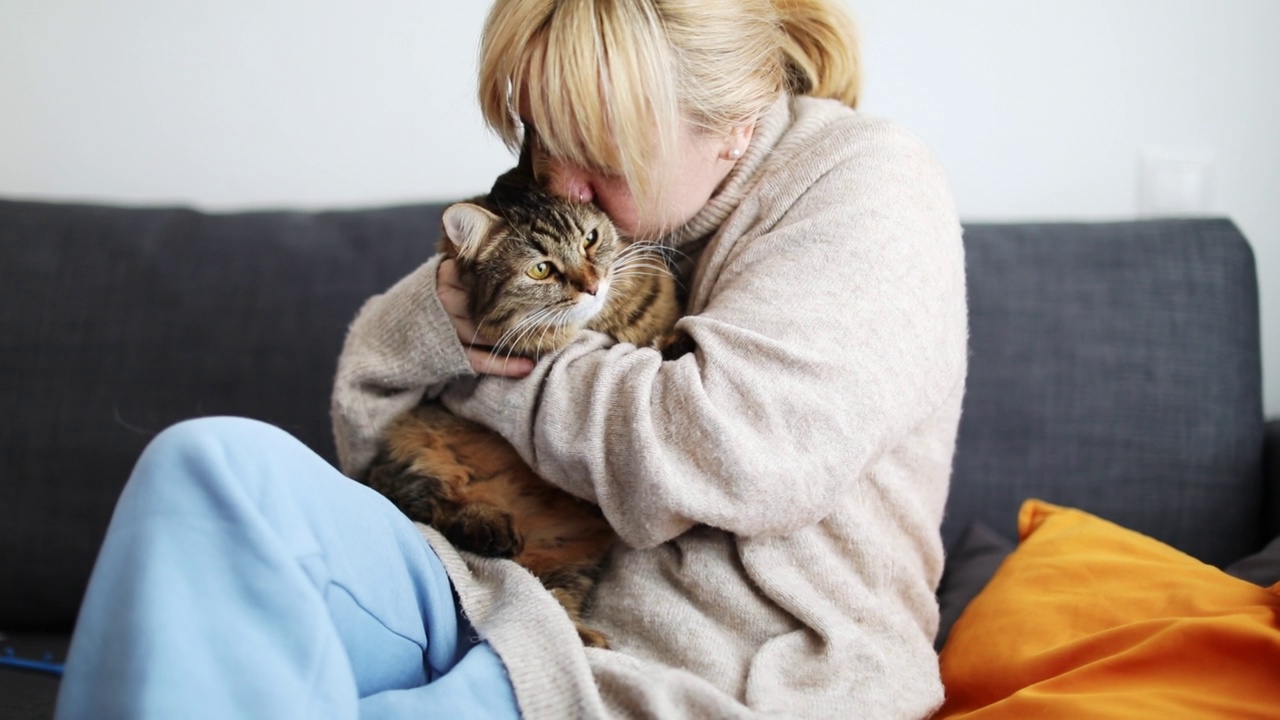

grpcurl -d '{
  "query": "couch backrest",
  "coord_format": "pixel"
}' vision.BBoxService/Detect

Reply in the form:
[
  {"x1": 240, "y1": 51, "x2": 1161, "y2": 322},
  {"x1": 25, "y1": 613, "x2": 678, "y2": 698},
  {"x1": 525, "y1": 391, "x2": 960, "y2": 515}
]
[
  {"x1": 0, "y1": 201, "x2": 1264, "y2": 630},
  {"x1": 0, "y1": 199, "x2": 447, "y2": 629},
  {"x1": 949, "y1": 219, "x2": 1265, "y2": 566}
]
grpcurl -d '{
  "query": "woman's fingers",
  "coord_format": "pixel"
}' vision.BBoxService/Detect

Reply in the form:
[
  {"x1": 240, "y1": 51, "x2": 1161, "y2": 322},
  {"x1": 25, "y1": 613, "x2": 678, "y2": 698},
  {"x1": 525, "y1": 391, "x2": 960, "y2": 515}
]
[
  {"x1": 438, "y1": 258, "x2": 533, "y2": 378},
  {"x1": 466, "y1": 348, "x2": 534, "y2": 378},
  {"x1": 436, "y1": 259, "x2": 482, "y2": 345}
]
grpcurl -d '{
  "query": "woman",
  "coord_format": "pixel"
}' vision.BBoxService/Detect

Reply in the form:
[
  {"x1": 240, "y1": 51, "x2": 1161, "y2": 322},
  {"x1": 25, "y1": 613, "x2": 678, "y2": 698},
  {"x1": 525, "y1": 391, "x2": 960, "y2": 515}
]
[{"x1": 58, "y1": 0, "x2": 967, "y2": 717}]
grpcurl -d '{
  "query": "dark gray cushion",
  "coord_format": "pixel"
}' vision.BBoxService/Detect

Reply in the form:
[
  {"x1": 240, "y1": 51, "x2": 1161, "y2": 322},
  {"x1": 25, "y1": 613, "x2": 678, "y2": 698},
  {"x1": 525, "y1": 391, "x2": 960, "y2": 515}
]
[
  {"x1": 0, "y1": 199, "x2": 446, "y2": 630},
  {"x1": 935, "y1": 522, "x2": 1014, "y2": 651},
  {"x1": 1225, "y1": 534, "x2": 1280, "y2": 588},
  {"x1": 1263, "y1": 419, "x2": 1280, "y2": 540},
  {"x1": 948, "y1": 219, "x2": 1264, "y2": 567}
]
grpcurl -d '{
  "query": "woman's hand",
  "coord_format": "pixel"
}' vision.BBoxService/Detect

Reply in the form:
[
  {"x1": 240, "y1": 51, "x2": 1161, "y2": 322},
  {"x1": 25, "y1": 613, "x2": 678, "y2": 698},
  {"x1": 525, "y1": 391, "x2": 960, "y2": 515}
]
[{"x1": 436, "y1": 258, "x2": 534, "y2": 378}]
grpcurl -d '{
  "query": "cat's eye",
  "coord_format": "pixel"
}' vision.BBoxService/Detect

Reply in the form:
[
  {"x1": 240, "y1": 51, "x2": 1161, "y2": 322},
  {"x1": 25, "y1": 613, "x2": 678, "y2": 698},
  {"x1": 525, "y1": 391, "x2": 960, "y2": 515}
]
[
  {"x1": 583, "y1": 229, "x2": 598, "y2": 249},
  {"x1": 527, "y1": 262, "x2": 552, "y2": 280}
]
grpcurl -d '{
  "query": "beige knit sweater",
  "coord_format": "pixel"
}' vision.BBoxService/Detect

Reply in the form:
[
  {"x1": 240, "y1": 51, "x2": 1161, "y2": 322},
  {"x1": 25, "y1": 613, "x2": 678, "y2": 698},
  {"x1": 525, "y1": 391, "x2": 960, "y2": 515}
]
[{"x1": 332, "y1": 95, "x2": 968, "y2": 719}]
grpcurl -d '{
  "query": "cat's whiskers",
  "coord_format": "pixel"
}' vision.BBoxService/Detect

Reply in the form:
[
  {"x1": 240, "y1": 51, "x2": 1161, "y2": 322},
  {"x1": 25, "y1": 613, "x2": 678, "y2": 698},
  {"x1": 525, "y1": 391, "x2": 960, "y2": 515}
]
[
  {"x1": 467, "y1": 316, "x2": 496, "y2": 357},
  {"x1": 611, "y1": 270, "x2": 672, "y2": 287},
  {"x1": 501, "y1": 302, "x2": 577, "y2": 361},
  {"x1": 532, "y1": 307, "x2": 571, "y2": 360},
  {"x1": 646, "y1": 245, "x2": 690, "y2": 290},
  {"x1": 507, "y1": 314, "x2": 549, "y2": 361},
  {"x1": 491, "y1": 306, "x2": 557, "y2": 363},
  {"x1": 612, "y1": 255, "x2": 671, "y2": 274},
  {"x1": 625, "y1": 239, "x2": 688, "y2": 263},
  {"x1": 659, "y1": 245, "x2": 692, "y2": 264},
  {"x1": 513, "y1": 307, "x2": 561, "y2": 350},
  {"x1": 612, "y1": 243, "x2": 683, "y2": 290},
  {"x1": 611, "y1": 255, "x2": 680, "y2": 290}
]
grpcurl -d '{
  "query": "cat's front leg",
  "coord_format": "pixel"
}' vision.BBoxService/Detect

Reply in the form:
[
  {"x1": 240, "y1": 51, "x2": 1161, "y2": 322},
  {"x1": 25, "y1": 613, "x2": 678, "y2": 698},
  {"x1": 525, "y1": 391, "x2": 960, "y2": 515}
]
[
  {"x1": 363, "y1": 452, "x2": 452, "y2": 529},
  {"x1": 657, "y1": 329, "x2": 694, "y2": 361},
  {"x1": 444, "y1": 504, "x2": 524, "y2": 558}
]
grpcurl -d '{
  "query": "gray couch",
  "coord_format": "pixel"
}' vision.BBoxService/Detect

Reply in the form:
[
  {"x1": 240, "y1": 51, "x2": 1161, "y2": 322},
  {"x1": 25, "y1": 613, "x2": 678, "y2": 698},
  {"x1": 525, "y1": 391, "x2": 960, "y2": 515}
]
[{"x1": 2, "y1": 199, "x2": 1277, "y2": 717}]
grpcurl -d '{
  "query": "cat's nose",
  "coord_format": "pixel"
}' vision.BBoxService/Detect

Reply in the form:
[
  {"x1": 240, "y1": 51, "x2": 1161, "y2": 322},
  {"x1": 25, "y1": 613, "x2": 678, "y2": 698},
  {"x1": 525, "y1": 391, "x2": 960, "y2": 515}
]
[{"x1": 573, "y1": 271, "x2": 600, "y2": 296}]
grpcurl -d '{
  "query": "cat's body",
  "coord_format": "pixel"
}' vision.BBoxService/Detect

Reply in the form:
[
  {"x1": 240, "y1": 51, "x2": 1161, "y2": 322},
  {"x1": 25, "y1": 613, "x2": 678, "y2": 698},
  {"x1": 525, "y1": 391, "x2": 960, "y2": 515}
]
[{"x1": 364, "y1": 159, "x2": 681, "y2": 647}]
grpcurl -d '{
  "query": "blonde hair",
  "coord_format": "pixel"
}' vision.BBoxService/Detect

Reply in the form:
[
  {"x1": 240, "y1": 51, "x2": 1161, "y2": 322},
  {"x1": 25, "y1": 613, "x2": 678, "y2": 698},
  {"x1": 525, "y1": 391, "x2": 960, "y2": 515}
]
[{"x1": 478, "y1": 0, "x2": 861, "y2": 208}]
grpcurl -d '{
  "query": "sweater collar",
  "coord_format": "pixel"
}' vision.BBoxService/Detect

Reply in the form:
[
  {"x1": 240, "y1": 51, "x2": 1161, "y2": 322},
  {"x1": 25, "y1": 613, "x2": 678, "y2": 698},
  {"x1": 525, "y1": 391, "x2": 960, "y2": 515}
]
[{"x1": 661, "y1": 94, "x2": 793, "y2": 250}]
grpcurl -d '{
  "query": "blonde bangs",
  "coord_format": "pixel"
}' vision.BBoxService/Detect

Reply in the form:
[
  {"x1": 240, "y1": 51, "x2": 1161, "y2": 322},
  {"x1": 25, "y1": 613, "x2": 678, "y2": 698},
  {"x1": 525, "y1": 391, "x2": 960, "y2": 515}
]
[{"x1": 479, "y1": 0, "x2": 681, "y2": 209}]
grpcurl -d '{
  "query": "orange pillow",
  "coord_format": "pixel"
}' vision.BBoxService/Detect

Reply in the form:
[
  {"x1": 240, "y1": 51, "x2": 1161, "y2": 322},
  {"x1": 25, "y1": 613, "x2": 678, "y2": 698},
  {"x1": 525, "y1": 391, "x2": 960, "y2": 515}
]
[{"x1": 935, "y1": 500, "x2": 1280, "y2": 719}]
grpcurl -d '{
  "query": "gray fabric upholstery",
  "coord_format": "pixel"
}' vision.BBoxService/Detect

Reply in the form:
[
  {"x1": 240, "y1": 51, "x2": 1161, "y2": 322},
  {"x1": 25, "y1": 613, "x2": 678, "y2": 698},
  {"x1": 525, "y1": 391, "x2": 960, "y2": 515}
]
[
  {"x1": 1265, "y1": 419, "x2": 1280, "y2": 540},
  {"x1": 0, "y1": 199, "x2": 445, "y2": 629},
  {"x1": 1, "y1": 200, "x2": 1273, "y2": 719},
  {"x1": 0, "y1": 201, "x2": 1269, "y2": 640},
  {"x1": 934, "y1": 522, "x2": 1013, "y2": 651},
  {"x1": 1225, "y1": 533, "x2": 1280, "y2": 587},
  {"x1": 949, "y1": 219, "x2": 1264, "y2": 566}
]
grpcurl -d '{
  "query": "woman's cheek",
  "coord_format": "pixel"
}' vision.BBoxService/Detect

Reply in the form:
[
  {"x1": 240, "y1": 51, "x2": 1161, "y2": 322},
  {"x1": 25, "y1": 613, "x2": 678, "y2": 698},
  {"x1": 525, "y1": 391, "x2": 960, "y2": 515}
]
[
  {"x1": 592, "y1": 179, "x2": 642, "y2": 238},
  {"x1": 597, "y1": 195, "x2": 640, "y2": 237}
]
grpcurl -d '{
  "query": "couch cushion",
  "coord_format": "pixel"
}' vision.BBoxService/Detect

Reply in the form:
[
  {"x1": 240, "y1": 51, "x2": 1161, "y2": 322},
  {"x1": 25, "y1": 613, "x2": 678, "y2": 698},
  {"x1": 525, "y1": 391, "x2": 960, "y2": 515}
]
[
  {"x1": 936, "y1": 500, "x2": 1280, "y2": 718},
  {"x1": 950, "y1": 219, "x2": 1264, "y2": 566},
  {"x1": 935, "y1": 522, "x2": 1014, "y2": 651},
  {"x1": 1226, "y1": 533, "x2": 1280, "y2": 587},
  {"x1": 0, "y1": 199, "x2": 446, "y2": 630}
]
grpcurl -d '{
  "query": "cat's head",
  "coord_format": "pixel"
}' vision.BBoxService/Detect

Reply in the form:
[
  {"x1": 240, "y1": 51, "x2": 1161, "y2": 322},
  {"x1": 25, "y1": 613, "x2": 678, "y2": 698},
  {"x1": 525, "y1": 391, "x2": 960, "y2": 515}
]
[{"x1": 441, "y1": 191, "x2": 623, "y2": 356}]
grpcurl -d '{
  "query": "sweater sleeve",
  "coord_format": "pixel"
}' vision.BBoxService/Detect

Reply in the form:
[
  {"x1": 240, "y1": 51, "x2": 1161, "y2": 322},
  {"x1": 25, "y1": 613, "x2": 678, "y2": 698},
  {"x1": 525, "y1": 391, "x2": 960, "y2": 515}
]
[
  {"x1": 442, "y1": 123, "x2": 968, "y2": 550},
  {"x1": 330, "y1": 253, "x2": 475, "y2": 478}
]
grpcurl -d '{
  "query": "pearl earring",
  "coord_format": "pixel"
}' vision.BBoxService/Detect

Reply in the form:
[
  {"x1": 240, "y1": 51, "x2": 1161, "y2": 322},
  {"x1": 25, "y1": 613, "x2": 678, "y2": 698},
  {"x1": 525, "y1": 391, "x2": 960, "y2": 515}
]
[{"x1": 727, "y1": 147, "x2": 743, "y2": 160}]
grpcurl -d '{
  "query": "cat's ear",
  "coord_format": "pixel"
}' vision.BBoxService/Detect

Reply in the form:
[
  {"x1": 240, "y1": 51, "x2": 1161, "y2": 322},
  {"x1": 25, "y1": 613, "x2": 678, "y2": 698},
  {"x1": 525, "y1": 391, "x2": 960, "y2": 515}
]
[{"x1": 442, "y1": 203, "x2": 500, "y2": 261}]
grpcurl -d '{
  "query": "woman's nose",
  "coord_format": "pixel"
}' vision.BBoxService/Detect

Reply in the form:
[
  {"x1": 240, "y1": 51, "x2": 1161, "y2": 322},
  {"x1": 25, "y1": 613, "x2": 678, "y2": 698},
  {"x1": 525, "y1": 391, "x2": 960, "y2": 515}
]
[{"x1": 546, "y1": 160, "x2": 594, "y2": 204}]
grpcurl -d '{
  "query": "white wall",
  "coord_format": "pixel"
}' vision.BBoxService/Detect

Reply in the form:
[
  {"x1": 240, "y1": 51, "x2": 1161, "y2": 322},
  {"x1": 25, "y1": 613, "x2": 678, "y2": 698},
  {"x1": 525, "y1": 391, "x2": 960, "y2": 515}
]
[
  {"x1": 0, "y1": 1, "x2": 509, "y2": 207},
  {"x1": 852, "y1": 0, "x2": 1280, "y2": 417},
  {"x1": 2, "y1": 1, "x2": 1277, "y2": 415}
]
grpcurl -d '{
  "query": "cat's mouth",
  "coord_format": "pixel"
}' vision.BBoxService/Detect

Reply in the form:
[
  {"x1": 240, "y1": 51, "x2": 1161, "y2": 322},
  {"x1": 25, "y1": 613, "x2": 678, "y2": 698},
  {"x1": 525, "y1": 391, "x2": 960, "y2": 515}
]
[{"x1": 565, "y1": 276, "x2": 611, "y2": 324}]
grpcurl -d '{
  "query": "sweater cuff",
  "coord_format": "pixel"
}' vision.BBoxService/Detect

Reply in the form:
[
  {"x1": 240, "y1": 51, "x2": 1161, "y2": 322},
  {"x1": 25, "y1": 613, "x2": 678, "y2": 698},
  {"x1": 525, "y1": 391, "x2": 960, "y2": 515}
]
[{"x1": 353, "y1": 253, "x2": 474, "y2": 387}]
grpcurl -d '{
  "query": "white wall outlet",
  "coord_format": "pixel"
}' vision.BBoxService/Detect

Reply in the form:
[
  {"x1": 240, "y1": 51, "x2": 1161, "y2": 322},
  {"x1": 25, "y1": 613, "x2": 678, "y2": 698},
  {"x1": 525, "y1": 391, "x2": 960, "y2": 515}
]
[{"x1": 1137, "y1": 150, "x2": 1214, "y2": 218}]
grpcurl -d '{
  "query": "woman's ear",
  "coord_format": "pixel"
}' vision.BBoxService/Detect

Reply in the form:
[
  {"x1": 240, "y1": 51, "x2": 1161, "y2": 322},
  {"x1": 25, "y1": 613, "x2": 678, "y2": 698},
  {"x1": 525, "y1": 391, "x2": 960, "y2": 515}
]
[
  {"x1": 442, "y1": 203, "x2": 500, "y2": 261},
  {"x1": 720, "y1": 122, "x2": 757, "y2": 161}
]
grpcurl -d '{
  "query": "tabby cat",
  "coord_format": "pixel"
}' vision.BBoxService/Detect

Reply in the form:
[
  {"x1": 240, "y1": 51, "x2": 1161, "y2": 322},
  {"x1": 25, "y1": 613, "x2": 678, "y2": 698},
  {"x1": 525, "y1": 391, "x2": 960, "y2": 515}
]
[{"x1": 364, "y1": 157, "x2": 681, "y2": 648}]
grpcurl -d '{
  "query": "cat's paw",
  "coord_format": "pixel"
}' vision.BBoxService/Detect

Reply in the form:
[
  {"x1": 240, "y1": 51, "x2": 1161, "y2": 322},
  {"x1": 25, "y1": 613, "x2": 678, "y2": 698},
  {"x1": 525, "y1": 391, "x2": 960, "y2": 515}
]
[
  {"x1": 446, "y1": 506, "x2": 524, "y2": 558},
  {"x1": 657, "y1": 330, "x2": 694, "y2": 360}
]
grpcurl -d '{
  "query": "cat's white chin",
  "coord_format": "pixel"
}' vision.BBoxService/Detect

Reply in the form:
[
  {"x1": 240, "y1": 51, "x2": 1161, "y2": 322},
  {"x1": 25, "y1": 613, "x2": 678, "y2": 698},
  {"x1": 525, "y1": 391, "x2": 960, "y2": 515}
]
[{"x1": 567, "y1": 277, "x2": 611, "y2": 324}]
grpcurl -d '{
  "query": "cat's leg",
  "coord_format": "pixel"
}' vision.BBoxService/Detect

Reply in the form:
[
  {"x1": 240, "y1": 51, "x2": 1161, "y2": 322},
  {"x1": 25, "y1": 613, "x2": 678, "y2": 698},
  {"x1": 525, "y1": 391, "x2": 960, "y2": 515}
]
[
  {"x1": 368, "y1": 407, "x2": 526, "y2": 559},
  {"x1": 363, "y1": 449, "x2": 453, "y2": 528},
  {"x1": 657, "y1": 329, "x2": 695, "y2": 360},
  {"x1": 443, "y1": 504, "x2": 523, "y2": 558},
  {"x1": 367, "y1": 456, "x2": 523, "y2": 559}
]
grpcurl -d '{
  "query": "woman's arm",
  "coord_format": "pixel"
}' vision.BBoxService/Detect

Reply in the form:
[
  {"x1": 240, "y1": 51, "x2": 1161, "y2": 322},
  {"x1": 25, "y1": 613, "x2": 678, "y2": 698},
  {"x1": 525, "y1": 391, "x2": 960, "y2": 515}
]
[
  {"x1": 330, "y1": 254, "x2": 476, "y2": 478},
  {"x1": 442, "y1": 125, "x2": 969, "y2": 549}
]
